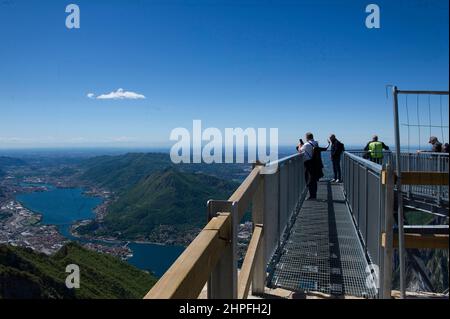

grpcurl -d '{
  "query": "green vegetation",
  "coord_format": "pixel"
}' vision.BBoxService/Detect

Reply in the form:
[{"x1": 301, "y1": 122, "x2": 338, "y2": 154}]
[
  {"x1": 78, "y1": 152, "x2": 249, "y2": 193},
  {"x1": 78, "y1": 167, "x2": 238, "y2": 241},
  {"x1": 0, "y1": 242, "x2": 157, "y2": 299},
  {"x1": 79, "y1": 153, "x2": 171, "y2": 192},
  {"x1": 404, "y1": 209, "x2": 435, "y2": 225}
]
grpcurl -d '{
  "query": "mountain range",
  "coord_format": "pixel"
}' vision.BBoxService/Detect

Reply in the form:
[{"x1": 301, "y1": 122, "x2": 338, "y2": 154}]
[
  {"x1": 77, "y1": 165, "x2": 238, "y2": 243},
  {"x1": 0, "y1": 242, "x2": 156, "y2": 299},
  {"x1": 79, "y1": 153, "x2": 172, "y2": 192}
]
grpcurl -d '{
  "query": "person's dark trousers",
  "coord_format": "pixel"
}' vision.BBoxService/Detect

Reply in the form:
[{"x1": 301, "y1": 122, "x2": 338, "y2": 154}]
[
  {"x1": 370, "y1": 157, "x2": 382, "y2": 165},
  {"x1": 304, "y1": 160, "x2": 317, "y2": 198},
  {"x1": 332, "y1": 157, "x2": 341, "y2": 181}
]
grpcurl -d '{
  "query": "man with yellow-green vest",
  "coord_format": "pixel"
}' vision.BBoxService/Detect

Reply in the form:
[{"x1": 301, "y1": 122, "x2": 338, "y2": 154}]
[{"x1": 364, "y1": 135, "x2": 390, "y2": 164}]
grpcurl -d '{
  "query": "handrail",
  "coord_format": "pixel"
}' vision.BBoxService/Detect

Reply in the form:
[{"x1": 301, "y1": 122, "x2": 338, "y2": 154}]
[
  {"x1": 229, "y1": 165, "x2": 263, "y2": 221},
  {"x1": 237, "y1": 224, "x2": 263, "y2": 299},
  {"x1": 344, "y1": 151, "x2": 383, "y2": 173},
  {"x1": 145, "y1": 153, "x2": 305, "y2": 299},
  {"x1": 266, "y1": 153, "x2": 302, "y2": 168},
  {"x1": 145, "y1": 164, "x2": 264, "y2": 299},
  {"x1": 403, "y1": 152, "x2": 449, "y2": 156},
  {"x1": 144, "y1": 213, "x2": 231, "y2": 299}
]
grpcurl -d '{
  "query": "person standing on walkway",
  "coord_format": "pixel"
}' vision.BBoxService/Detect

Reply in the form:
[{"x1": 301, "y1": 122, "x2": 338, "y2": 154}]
[
  {"x1": 329, "y1": 134, "x2": 345, "y2": 183},
  {"x1": 364, "y1": 135, "x2": 390, "y2": 164},
  {"x1": 297, "y1": 132, "x2": 329, "y2": 200}
]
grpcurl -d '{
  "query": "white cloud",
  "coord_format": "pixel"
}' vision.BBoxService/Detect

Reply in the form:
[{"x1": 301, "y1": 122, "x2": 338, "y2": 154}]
[
  {"x1": 91, "y1": 88, "x2": 146, "y2": 100},
  {"x1": 0, "y1": 136, "x2": 56, "y2": 144},
  {"x1": 113, "y1": 136, "x2": 135, "y2": 142}
]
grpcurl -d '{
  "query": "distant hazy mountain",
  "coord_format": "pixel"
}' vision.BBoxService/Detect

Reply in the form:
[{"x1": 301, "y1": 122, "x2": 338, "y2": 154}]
[
  {"x1": 78, "y1": 167, "x2": 238, "y2": 242},
  {"x1": 0, "y1": 242, "x2": 156, "y2": 299}
]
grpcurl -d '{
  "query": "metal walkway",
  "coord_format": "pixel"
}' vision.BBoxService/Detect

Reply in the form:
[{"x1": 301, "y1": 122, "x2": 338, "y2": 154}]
[{"x1": 269, "y1": 181, "x2": 378, "y2": 298}]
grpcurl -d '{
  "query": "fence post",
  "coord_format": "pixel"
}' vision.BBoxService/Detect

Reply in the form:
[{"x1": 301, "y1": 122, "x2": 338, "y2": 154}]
[
  {"x1": 277, "y1": 164, "x2": 281, "y2": 251},
  {"x1": 392, "y1": 86, "x2": 406, "y2": 298},
  {"x1": 382, "y1": 164, "x2": 395, "y2": 299},
  {"x1": 437, "y1": 157, "x2": 442, "y2": 205},
  {"x1": 252, "y1": 171, "x2": 266, "y2": 295},
  {"x1": 207, "y1": 201, "x2": 238, "y2": 299}
]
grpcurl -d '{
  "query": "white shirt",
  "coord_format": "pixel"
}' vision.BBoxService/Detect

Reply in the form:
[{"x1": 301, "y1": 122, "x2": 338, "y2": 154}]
[{"x1": 299, "y1": 140, "x2": 318, "y2": 161}]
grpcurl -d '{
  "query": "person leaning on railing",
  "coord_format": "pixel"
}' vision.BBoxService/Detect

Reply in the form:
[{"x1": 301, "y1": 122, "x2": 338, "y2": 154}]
[
  {"x1": 363, "y1": 135, "x2": 390, "y2": 164},
  {"x1": 417, "y1": 136, "x2": 443, "y2": 153}
]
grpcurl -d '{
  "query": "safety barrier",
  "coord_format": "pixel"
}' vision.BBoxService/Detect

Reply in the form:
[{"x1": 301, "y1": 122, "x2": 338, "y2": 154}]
[
  {"x1": 145, "y1": 154, "x2": 306, "y2": 299},
  {"x1": 343, "y1": 151, "x2": 449, "y2": 299}
]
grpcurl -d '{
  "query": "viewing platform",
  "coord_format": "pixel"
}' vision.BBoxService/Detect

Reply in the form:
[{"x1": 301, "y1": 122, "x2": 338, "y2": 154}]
[
  {"x1": 269, "y1": 181, "x2": 377, "y2": 298},
  {"x1": 145, "y1": 150, "x2": 449, "y2": 300}
]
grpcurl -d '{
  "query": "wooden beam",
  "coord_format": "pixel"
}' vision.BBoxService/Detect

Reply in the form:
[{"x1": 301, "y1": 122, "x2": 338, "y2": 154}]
[
  {"x1": 382, "y1": 171, "x2": 449, "y2": 186},
  {"x1": 251, "y1": 176, "x2": 265, "y2": 295},
  {"x1": 229, "y1": 165, "x2": 262, "y2": 221},
  {"x1": 144, "y1": 214, "x2": 231, "y2": 299},
  {"x1": 400, "y1": 172, "x2": 448, "y2": 186},
  {"x1": 382, "y1": 232, "x2": 449, "y2": 249},
  {"x1": 238, "y1": 224, "x2": 263, "y2": 299}
]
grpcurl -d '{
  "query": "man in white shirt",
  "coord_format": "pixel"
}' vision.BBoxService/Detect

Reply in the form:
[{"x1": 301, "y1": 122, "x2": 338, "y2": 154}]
[
  {"x1": 298, "y1": 139, "x2": 318, "y2": 161},
  {"x1": 297, "y1": 132, "x2": 326, "y2": 200}
]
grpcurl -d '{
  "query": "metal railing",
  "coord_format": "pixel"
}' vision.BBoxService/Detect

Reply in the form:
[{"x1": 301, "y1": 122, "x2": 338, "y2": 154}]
[
  {"x1": 342, "y1": 150, "x2": 449, "y2": 299},
  {"x1": 345, "y1": 151, "x2": 449, "y2": 203},
  {"x1": 342, "y1": 152, "x2": 385, "y2": 282},
  {"x1": 145, "y1": 154, "x2": 306, "y2": 299},
  {"x1": 390, "y1": 152, "x2": 449, "y2": 203},
  {"x1": 263, "y1": 154, "x2": 307, "y2": 267}
]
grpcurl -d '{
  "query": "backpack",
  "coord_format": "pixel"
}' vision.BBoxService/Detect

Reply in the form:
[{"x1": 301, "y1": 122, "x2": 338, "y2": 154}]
[
  {"x1": 307, "y1": 142, "x2": 325, "y2": 180},
  {"x1": 336, "y1": 141, "x2": 345, "y2": 156}
]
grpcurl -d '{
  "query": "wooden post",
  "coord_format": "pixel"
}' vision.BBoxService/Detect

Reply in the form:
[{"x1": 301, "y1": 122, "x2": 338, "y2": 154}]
[
  {"x1": 207, "y1": 201, "x2": 238, "y2": 299},
  {"x1": 251, "y1": 165, "x2": 266, "y2": 295},
  {"x1": 382, "y1": 164, "x2": 395, "y2": 299}
]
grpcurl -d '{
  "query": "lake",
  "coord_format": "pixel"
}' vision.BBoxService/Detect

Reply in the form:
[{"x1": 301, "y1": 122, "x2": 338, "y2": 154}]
[{"x1": 16, "y1": 186, "x2": 184, "y2": 277}]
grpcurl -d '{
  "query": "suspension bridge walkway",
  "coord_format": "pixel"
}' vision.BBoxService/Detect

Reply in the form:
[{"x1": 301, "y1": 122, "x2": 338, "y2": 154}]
[
  {"x1": 145, "y1": 149, "x2": 448, "y2": 300},
  {"x1": 269, "y1": 181, "x2": 377, "y2": 298},
  {"x1": 143, "y1": 86, "x2": 449, "y2": 299}
]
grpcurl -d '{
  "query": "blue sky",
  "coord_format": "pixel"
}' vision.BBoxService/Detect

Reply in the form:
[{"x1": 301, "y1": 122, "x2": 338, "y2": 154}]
[{"x1": 0, "y1": 0, "x2": 448, "y2": 149}]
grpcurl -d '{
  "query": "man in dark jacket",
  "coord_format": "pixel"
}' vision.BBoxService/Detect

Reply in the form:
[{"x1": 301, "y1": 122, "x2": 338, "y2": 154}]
[{"x1": 329, "y1": 134, "x2": 345, "y2": 183}]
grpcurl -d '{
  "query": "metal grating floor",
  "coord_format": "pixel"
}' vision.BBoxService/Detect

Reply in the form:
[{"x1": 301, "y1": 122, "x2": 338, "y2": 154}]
[{"x1": 269, "y1": 182, "x2": 378, "y2": 298}]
